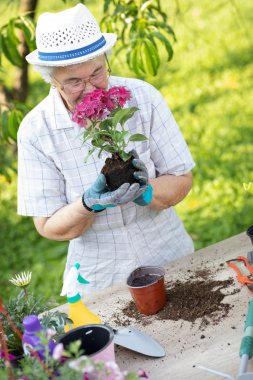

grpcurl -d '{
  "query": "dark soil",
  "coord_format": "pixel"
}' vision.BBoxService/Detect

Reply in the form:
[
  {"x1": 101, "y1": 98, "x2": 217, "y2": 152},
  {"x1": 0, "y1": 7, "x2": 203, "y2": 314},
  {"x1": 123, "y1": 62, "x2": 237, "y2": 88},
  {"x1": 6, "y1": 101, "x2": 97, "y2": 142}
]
[
  {"x1": 130, "y1": 274, "x2": 162, "y2": 287},
  {"x1": 101, "y1": 153, "x2": 136, "y2": 191},
  {"x1": 112, "y1": 269, "x2": 240, "y2": 327},
  {"x1": 157, "y1": 278, "x2": 233, "y2": 323}
]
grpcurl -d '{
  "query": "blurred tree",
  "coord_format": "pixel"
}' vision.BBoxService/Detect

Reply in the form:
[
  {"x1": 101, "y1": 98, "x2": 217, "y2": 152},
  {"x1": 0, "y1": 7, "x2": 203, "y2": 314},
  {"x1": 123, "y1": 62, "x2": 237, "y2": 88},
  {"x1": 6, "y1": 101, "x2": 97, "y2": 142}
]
[
  {"x1": 101, "y1": 0, "x2": 176, "y2": 77},
  {"x1": 0, "y1": 0, "x2": 37, "y2": 179}
]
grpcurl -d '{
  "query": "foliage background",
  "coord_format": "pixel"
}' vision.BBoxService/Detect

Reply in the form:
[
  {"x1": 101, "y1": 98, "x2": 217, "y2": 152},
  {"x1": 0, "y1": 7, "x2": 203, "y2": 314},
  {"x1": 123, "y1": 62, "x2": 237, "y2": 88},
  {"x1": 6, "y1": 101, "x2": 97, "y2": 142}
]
[{"x1": 0, "y1": 0, "x2": 252, "y2": 303}]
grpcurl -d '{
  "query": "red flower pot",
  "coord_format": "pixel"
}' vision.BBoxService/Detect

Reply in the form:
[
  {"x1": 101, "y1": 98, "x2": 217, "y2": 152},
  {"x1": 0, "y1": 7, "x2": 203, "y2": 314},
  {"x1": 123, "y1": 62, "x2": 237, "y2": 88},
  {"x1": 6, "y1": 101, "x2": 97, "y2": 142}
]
[{"x1": 127, "y1": 266, "x2": 166, "y2": 315}]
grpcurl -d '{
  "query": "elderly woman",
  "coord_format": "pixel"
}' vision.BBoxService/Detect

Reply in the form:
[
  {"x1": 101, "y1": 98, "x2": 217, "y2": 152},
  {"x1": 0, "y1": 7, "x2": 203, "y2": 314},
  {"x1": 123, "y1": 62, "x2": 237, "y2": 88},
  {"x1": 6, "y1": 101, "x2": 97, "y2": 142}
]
[{"x1": 18, "y1": 3, "x2": 195, "y2": 295}]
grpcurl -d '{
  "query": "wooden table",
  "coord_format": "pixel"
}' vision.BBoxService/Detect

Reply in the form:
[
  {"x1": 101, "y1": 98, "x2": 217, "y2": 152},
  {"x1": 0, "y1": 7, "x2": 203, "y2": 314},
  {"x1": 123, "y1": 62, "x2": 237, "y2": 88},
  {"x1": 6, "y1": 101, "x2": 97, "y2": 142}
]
[{"x1": 57, "y1": 232, "x2": 253, "y2": 379}]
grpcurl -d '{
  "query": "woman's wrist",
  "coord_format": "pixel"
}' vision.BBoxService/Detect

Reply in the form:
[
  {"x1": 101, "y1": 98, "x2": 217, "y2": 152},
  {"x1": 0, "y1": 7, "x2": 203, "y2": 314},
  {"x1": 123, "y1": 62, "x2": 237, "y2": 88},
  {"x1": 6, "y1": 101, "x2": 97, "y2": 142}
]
[{"x1": 81, "y1": 194, "x2": 105, "y2": 213}]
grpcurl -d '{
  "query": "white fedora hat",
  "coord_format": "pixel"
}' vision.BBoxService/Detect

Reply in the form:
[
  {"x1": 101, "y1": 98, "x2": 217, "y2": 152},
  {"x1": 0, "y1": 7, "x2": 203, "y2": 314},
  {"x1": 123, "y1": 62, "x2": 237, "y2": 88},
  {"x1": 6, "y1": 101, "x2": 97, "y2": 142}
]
[{"x1": 26, "y1": 3, "x2": 117, "y2": 66}]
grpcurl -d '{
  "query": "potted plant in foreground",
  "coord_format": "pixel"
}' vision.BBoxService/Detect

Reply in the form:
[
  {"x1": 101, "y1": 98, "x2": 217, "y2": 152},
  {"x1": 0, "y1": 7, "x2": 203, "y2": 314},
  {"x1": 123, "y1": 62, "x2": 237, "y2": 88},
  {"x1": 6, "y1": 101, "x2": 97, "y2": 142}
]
[
  {"x1": 0, "y1": 271, "x2": 148, "y2": 379},
  {"x1": 72, "y1": 86, "x2": 147, "y2": 191},
  {"x1": 0, "y1": 272, "x2": 69, "y2": 361}
]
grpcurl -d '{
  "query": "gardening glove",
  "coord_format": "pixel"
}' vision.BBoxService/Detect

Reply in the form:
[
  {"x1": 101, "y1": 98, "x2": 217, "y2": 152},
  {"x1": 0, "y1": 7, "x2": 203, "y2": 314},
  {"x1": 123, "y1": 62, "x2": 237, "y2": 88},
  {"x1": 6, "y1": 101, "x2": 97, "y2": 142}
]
[
  {"x1": 131, "y1": 150, "x2": 153, "y2": 206},
  {"x1": 82, "y1": 173, "x2": 144, "y2": 212}
]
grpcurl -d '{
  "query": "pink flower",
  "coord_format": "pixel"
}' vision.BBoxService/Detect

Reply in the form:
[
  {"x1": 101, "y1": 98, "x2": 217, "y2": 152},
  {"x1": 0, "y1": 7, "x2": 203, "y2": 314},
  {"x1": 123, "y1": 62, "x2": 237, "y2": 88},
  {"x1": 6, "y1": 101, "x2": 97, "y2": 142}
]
[
  {"x1": 108, "y1": 86, "x2": 132, "y2": 107},
  {"x1": 46, "y1": 328, "x2": 56, "y2": 339},
  {"x1": 69, "y1": 356, "x2": 94, "y2": 373},
  {"x1": 52, "y1": 343, "x2": 64, "y2": 360},
  {"x1": 72, "y1": 89, "x2": 108, "y2": 127},
  {"x1": 104, "y1": 96, "x2": 117, "y2": 112},
  {"x1": 91, "y1": 88, "x2": 106, "y2": 100},
  {"x1": 138, "y1": 369, "x2": 149, "y2": 378},
  {"x1": 72, "y1": 110, "x2": 88, "y2": 127},
  {"x1": 72, "y1": 86, "x2": 132, "y2": 128}
]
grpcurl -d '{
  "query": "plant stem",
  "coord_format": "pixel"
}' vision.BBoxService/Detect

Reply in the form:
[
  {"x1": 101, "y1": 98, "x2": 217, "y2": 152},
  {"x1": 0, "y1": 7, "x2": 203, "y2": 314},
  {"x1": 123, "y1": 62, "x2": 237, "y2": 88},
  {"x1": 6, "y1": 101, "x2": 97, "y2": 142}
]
[
  {"x1": 23, "y1": 286, "x2": 28, "y2": 301},
  {"x1": 0, "y1": 319, "x2": 15, "y2": 380}
]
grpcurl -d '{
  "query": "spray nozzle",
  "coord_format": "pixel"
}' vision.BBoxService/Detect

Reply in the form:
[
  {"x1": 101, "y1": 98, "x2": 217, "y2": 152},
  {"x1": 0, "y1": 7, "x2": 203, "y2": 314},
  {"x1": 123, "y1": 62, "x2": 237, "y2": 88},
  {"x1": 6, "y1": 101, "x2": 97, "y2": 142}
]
[{"x1": 60, "y1": 263, "x2": 89, "y2": 298}]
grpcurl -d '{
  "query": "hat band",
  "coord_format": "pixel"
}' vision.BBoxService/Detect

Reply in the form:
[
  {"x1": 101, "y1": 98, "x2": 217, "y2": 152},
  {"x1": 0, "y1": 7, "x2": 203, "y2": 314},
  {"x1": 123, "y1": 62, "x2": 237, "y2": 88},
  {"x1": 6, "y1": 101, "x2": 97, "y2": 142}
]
[{"x1": 38, "y1": 36, "x2": 106, "y2": 62}]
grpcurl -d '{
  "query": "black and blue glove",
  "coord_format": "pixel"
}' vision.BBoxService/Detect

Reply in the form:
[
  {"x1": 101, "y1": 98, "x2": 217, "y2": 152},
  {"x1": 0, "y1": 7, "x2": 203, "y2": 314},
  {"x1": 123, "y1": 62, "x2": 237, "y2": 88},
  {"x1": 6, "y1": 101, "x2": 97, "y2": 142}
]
[{"x1": 131, "y1": 150, "x2": 153, "y2": 206}]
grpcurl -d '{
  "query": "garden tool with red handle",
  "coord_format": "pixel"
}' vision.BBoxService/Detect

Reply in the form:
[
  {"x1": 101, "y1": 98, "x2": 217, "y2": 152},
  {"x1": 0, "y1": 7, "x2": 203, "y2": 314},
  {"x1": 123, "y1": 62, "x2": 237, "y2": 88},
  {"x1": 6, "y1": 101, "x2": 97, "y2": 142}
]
[{"x1": 226, "y1": 256, "x2": 253, "y2": 292}]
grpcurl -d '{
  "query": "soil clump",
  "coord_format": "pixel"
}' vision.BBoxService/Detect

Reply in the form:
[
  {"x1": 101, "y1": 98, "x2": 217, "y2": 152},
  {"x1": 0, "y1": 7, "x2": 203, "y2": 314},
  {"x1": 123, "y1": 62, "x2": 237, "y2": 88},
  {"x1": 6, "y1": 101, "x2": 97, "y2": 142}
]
[{"x1": 101, "y1": 153, "x2": 135, "y2": 191}]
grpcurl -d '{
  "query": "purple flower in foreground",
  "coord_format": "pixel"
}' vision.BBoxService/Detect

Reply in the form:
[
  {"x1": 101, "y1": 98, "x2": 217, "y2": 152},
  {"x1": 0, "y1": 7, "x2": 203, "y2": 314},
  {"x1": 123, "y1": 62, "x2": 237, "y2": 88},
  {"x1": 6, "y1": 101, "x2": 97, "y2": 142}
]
[
  {"x1": 0, "y1": 351, "x2": 16, "y2": 361},
  {"x1": 68, "y1": 356, "x2": 148, "y2": 380}
]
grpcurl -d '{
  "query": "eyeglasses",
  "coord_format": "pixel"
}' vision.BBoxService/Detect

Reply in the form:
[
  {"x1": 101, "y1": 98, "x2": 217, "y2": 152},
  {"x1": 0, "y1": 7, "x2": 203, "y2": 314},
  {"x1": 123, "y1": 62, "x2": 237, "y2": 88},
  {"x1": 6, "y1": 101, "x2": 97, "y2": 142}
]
[{"x1": 53, "y1": 57, "x2": 111, "y2": 95}]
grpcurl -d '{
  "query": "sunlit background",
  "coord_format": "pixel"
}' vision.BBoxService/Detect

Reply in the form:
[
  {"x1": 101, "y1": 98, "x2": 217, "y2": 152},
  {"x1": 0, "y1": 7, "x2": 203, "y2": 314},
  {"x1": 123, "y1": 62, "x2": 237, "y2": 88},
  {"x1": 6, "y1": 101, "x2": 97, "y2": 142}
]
[{"x1": 0, "y1": 0, "x2": 252, "y2": 302}]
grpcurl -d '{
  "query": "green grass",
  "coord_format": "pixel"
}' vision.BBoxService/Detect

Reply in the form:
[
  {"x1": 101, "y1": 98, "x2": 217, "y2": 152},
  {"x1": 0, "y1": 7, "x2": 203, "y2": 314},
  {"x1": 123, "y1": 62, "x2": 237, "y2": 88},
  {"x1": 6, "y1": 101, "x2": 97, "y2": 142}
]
[
  {"x1": 0, "y1": 0, "x2": 252, "y2": 302},
  {"x1": 165, "y1": 1, "x2": 253, "y2": 248}
]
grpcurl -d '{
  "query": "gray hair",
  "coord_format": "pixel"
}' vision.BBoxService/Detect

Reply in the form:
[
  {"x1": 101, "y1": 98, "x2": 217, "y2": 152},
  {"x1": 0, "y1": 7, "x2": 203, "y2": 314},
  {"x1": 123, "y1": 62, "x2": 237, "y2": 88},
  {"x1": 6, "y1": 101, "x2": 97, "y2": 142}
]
[{"x1": 33, "y1": 65, "x2": 54, "y2": 83}]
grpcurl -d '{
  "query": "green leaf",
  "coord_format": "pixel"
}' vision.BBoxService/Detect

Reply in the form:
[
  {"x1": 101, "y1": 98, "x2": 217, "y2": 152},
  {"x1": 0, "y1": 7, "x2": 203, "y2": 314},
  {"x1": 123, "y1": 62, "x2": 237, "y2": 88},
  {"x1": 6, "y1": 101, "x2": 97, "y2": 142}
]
[
  {"x1": 121, "y1": 130, "x2": 130, "y2": 139},
  {"x1": 129, "y1": 20, "x2": 138, "y2": 36},
  {"x1": 91, "y1": 136, "x2": 104, "y2": 148},
  {"x1": 16, "y1": 16, "x2": 36, "y2": 51},
  {"x1": 121, "y1": 24, "x2": 128, "y2": 45},
  {"x1": 120, "y1": 151, "x2": 132, "y2": 161},
  {"x1": 14, "y1": 101, "x2": 30, "y2": 114},
  {"x1": 148, "y1": 5, "x2": 168, "y2": 22},
  {"x1": 149, "y1": 20, "x2": 176, "y2": 41},
  {"x1": 108, "y1": 107, "x2": 120, "y2": 117},
  {"x1": 110, "y1": 130, "x2": 130, "y2": 144},
  {"x1": 112, "y1": 107, "x2": 139, "y2": 128},
  {"x1": 84, "y1": 146, "x2": 96, "y2": 162},
  {"x1": 7, "y1": 20, "x2": 19, "y2": 45},
  {"x1": 140, "y1": 38, "x2": 160, "y2": 76},
  {"x1": 82, "y1": 124, "x2": 94, "y2": 142},
  {"x1": 0, "y1": 32, "x2": 3, "y2": 66},
  {"x1": 140, "y1": 0, "x2": 155, "y2": 13},
  {"x1": 151, "y1": 31, "x2": 174, "y2": 61},
  {"x1": 7, "y1": 110, "x2": 23, "y2": 141},
  {"x1": 1, "y1": 34, "x2": 23, "y2": 68},
  {"x1": 126, "y1": 48, "x2": 131, "y2": 67},
  {"x1": 113, "y1": 130, "x2": 124, "y2": 142},
  {"x1": 104, "y1": 0, "x2": 112, "y2": 13},
  {"x1": 1, "y1": 111, "x2": 10, "y2": 142},
  {"x1": 82, "y1": 131, "x2": 91, "y2": 142},
  {"x1": 102, "y1": 145, "x2": 118, "y2": 153},
  {"x1": 130, "y1": 43, "x2": 146, "y2": 76},
  {"x1": 129, "y1": 133, "x2": 148, "y2": 142},
  {"x1": 100, "y1": 119, "x2": 112, "y2": 130}
]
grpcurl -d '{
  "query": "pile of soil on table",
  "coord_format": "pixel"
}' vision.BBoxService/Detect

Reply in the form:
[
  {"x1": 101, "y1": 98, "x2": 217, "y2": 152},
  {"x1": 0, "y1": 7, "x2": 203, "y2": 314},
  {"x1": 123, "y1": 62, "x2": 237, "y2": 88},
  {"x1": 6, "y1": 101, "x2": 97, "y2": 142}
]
[{"x1": 111, "y1": 267, "x2": 240, "y2": 327}]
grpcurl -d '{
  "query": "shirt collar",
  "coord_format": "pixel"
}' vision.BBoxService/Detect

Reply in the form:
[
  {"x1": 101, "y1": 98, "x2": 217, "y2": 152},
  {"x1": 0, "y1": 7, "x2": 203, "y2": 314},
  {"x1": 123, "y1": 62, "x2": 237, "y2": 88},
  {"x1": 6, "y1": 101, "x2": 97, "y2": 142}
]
[{"x1": 47, "y1": 87, "x2": 74, "y2": 130}]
